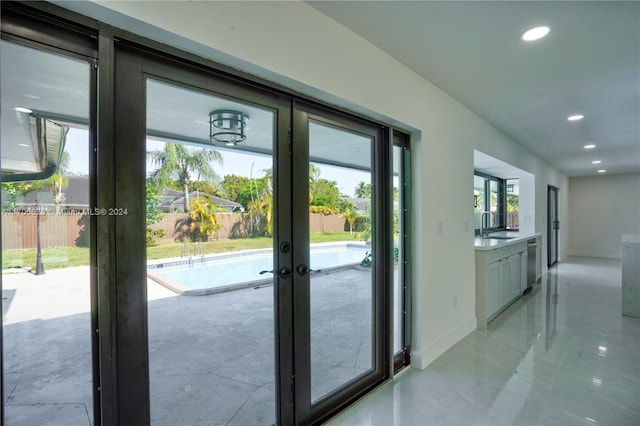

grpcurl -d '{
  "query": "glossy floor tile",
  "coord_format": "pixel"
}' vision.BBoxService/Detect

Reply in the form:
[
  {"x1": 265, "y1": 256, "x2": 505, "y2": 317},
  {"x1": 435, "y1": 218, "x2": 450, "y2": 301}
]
[{"x1": 329, "y1": 256, "x2": 640, "y2": 426}]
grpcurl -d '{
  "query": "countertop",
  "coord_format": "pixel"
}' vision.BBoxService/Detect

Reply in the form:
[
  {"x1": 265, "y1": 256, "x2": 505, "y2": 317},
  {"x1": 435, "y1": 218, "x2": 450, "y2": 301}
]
[{"x1": 474, "y1": 232, "x2": 542, "y2": 251}]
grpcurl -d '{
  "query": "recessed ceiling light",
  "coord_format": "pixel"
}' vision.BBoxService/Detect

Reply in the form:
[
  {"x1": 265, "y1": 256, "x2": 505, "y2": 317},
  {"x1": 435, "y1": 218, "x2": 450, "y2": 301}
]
[
  {"x1": 14, "y1": 107, "x2": 33, "y2": 113},
  {"x1": 592, "y1": 160, "x2": 602, "y2": 164},
  {"x1": 598, "y1": 169, "x2": 606, "y2": 173},
  {"x1": 584, "y1": 144, "x2": 596, "y2": 149},
  {"x1": 522, "y1": 26, "x2": 550, "y2": 41},
  {"x1": 18, "y1": 143, "x2": 30, "y2": 147},
  {"x1": 568, "y1": 114, "x2": 585, "y2": 121}
]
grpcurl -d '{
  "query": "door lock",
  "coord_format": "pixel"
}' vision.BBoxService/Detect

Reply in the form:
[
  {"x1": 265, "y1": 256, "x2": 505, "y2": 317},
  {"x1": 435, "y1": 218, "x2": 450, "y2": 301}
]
[{"x1": 297, "y1": 264, "x2": 321, "y2": 276}]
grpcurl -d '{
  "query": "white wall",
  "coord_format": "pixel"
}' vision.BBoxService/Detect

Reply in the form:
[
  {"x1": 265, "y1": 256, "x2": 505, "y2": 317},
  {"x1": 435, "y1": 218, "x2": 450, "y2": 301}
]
[
  {"x1": 67, "y1": 0, "x2": 570, "y2": 368},
  {"x1": 569, "y1": 173, "x2": 640, "y2": 259}
]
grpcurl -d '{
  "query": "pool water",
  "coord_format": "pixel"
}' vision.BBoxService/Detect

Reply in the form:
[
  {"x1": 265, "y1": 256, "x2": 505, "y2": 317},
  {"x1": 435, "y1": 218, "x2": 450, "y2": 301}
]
[{"x1": 149, "y1": 244, "x2": 369, "y2": 292}]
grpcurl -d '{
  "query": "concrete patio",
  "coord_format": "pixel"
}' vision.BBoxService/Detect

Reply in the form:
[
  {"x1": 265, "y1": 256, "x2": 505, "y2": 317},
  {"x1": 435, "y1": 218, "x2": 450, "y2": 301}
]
[{"x1": 2, "y1": 264, "x2": 373, "y2": 425}]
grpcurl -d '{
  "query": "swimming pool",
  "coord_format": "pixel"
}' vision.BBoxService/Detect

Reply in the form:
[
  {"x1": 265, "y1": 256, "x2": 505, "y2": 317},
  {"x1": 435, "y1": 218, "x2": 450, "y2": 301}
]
[{"x1": 147, "y1": 243, "x2": 370, "y2": 295}]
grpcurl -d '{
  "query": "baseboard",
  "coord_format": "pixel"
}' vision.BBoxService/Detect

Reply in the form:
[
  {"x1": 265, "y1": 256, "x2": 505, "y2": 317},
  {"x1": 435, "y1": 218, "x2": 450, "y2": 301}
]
[
  {"x1": 567, "y1": 249, "x2": 621, "y2": 260},
  {"x1": 410, "y1": 316, "x2": 476, "y2": 369}
]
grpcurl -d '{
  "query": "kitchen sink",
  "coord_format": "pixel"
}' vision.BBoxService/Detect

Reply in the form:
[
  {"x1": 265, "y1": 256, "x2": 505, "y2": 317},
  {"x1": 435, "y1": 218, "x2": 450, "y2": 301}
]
[{"x1": 481, "y1": 236, "x2": 516, "y2": 240}]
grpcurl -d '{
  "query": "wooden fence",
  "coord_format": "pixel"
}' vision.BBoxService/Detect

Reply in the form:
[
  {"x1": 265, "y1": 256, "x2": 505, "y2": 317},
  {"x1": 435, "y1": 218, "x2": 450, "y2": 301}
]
[
  {"x1": 1, "y1": 213, "x2": 86, "y2": 250},
  {"x1": 2, "y1": 212, "x2": 348, "y2": 249},
  {"x1": 149, "y1": 213, "x2": 348, "y2": 242},
  {"x1": 506, "y1": 212, "x2": 519, "y2": 229}
]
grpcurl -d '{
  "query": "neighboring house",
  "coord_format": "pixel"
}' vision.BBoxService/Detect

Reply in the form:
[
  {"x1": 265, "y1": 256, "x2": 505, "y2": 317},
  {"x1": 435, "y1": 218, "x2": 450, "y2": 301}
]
[
  {"x1": 16, "y1": 175, "x2": 89, "y2": 212},
  {"x1": 160, "y1": 188, "x2": 243, "y2": 213},
  {"x1": 12, "y1": 178, "x2": 242, "y2": 214},
  {"x1": 341, "y1": 197, "x2": 398, "y2": 214},
  {"x1": 342, "y1": 197, "x2": 370, "y2": 214}
]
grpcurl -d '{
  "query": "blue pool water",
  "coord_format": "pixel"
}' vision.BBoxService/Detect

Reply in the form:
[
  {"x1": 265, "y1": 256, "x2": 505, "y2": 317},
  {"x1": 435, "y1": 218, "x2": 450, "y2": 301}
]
[{"x1": 148, "y1": 244, "x2": 369, "y2": 292}]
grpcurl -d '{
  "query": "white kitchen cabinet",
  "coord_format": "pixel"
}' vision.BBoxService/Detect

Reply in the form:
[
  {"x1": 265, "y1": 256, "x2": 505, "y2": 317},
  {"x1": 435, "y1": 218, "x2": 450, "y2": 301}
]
[
  {"x1": 500, "y1": 253, "x2": 521, "y2": 306},
  {"x1": 520, "y1": 250, "x2": 528, "y2": 293},
  {"x1": 476, "y1": 240, "x2": 529, "y2": 330},
  {"x1": 487, "y1": 260, "x2": 500, "y2": 317},
  {"x1": 509, "y1": 253, "x2": 521, "y2": 300},
  {"x1": 499, "y1": 255, "x2": 512, "y2": 306}
]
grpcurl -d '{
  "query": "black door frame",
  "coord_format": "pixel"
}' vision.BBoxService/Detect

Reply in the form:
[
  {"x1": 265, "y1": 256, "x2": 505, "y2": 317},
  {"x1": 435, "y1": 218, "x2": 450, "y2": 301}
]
[
  {"x1": 547, "y1": 185, "x2": 559, "y2": 267},
  {"x1": 113, "y1": 42, "x2": 297, "y2": 424},
  {"x1": 2, "y1": 2, "x2": 406, "y2": 424},
  {"x1": 113, "y1": 44, "x2": 392, "y2": 425},
  {"x1": 0, "y1": 4, "x2": 100, "y2": 425},
  {"x1": 291, "y1": 101, "x2": 391, "y2": 424},
  {"x1": 392, "y1": 132, "x2": 411, "y2": 372}
]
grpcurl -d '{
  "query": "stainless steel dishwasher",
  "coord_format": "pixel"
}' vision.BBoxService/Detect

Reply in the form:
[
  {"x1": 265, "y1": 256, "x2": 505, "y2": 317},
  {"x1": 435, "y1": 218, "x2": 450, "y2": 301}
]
[{"x1": 526, "y1": 238, "x2": 538, "y2": 292}]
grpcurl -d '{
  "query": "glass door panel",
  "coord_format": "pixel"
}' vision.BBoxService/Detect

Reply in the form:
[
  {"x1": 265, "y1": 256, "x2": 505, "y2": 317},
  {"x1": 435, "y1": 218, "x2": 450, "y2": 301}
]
[
  {"x1": 307, "y1": 121, "x2": 375, "y2": 403},
  {"x1": 1, "y1": 40, "x2": 93, "y2": 425},
  {"x1": 392, "y1": 145, "x2": 403, "y2": 355},
  {"x1": 474, "y1": 175, "x2": 486, "y2": 230},
  {"x1": 145, "y1": 79, "x2": 276, "y2": 425}
]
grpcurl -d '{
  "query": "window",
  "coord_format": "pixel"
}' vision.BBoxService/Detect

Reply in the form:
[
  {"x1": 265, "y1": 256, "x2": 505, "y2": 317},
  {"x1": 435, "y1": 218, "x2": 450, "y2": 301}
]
[
  {"x1": 393, "y1": 131, "x2": 410, "y2": 372},
  {"x1": 506, "y1": 178, "x2": 519, "y2": 230},
  {"x1": 474, "y1": 172, "x2": 516, "y2": 234},
  {"x1": 1, "y1": 35, "x2": 95, "y2": 426}
]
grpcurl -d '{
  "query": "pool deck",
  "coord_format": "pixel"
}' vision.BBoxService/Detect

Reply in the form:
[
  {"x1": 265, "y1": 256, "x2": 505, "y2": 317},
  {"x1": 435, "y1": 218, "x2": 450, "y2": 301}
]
[{"x1": 2, "y1": 264, "x2": 374, "y2": 425}]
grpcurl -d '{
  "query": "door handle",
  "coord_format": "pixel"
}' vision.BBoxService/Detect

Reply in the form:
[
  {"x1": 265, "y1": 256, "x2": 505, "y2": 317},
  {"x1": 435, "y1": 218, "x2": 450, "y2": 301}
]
[
  {"x1": 259, "y1": 267, "x2": 292, "y2": 279},
  {"x1": 297, "y1": 264, "x2": 321, "y2": 276}
]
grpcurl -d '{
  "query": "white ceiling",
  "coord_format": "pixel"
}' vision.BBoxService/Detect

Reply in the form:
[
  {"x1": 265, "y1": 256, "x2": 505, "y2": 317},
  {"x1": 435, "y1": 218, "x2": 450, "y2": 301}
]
[
  {"x1": 147, "y1": 79, "x2": 374, "y2": 171},
  {"x1": 308, "y1": 1, "x2": 640, "y2": 177},
  {"x1": 0, "y1": 40, "x2": 90, "y2": 177}
]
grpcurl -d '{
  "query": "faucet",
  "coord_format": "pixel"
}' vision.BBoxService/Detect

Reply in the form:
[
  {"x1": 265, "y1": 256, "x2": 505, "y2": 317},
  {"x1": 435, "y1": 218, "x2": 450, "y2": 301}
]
[{"x1": 480, "y1": 211, "x2": 494, "y2": 237}]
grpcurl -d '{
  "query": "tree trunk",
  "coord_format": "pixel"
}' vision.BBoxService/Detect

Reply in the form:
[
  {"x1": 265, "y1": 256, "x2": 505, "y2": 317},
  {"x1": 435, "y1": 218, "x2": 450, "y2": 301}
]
[
  {"x1": 182, "y1": 182, "x2": 189, "y2": 212},
  {"x1": 35, "y1": 211, "x2": 45, "y2": 275}
]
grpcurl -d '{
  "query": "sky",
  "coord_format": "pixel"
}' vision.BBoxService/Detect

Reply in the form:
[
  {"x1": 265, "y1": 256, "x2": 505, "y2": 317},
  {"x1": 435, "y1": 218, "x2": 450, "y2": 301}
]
[{"x1": 64, "y1": 129, "x2": 373, "y2": 197}]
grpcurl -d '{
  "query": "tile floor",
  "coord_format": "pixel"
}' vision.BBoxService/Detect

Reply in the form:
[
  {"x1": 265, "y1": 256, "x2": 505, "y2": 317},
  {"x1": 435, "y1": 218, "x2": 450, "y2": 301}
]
[
  {"x1": 2, "y1": 256, "x2": 639, "y2": 425},
  {"x1": 329, "y1": 256, "x2": 640, "y2": 426}
]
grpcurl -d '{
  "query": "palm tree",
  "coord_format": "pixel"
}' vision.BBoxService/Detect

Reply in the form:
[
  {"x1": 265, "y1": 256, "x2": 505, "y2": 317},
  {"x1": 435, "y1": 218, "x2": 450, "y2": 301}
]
[
  {"x1": 173, "y1": 197, "x2": 222, "y2": 242},
  {"x1": 247, "y1": 168, "x2": 273, "y2": 237},
  {"x1": 261, "y1": 168, "x2": 273, "y2": 237},
  {"x1": 47, "y1": 152, "x2": 70, "y2": 214},
  {"x1": 148, "y1": 143, "x2": 223, "y2": 212},
  {"x1": 309, "y1": 164, "x2": 321, "y2": 204},
  {"x1": 354, "y1": 181, "x2": 372, "y2": 199},
  {"x1": 342, "y1": 206, "x2": 360, "y2": 235},
  {"x1": 188, "y1": 197, "x2": 222, "y2": 241}
]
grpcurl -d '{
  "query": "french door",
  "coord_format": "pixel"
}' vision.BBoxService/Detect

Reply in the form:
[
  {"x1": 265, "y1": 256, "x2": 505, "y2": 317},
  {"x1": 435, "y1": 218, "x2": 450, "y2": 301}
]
[
  {"x1": 291, "y1": 103, "x2": 390, "y2": 424},
  {"x1": 113, "y1": 44, "x2": 390, "y2": 425},
  {"x1": 548, "y1": 185, "x2": 559, "y2": 267}
]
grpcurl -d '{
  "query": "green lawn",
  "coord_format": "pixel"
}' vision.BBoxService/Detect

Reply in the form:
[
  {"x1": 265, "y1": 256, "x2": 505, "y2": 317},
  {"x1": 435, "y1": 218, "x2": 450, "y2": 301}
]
[
  {"x1": 2, "y1": 247, "x2": 91, "y2": 271},
  {"x1": 2, "y1": 232, "x2": 360, "y2": 271}
]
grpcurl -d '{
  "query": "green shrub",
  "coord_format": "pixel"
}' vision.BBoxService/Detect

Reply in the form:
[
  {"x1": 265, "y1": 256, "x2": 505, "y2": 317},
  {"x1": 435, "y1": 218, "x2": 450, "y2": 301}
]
[{"x1": 146, "y1": 228, "x2": 166, "y2": 246}]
